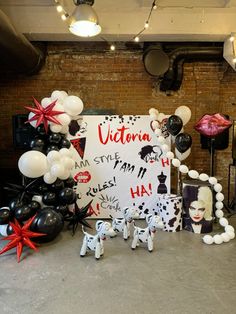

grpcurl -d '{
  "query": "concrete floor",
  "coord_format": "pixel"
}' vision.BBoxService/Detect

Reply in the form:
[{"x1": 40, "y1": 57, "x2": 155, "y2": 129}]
[{"x1": 0, "y1": 217, "x2": 236, "y2": 314}]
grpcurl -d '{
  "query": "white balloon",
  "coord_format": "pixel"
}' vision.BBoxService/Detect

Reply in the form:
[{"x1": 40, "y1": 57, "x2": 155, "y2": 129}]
[
  {"x1": 63, "y1": 95, "x2": 84, "y2": 116},
  {"x1": 62, "y1": 157, "x2": 75, "y2": 170},
  {"x1": 188, "y1": 170, "x2": 199, "y2": 179},
  {"x1": 219, "y1": 217, "x2": 228, "y2": 227},
  {"x1": 179, "y1": 165, "x2": 189, "y2": 174},
  {"x1": 175, "y1": 148, "x2": 191, "y2": 161},
  {"x1": 28, "y1": 112, "x2": 37, "y2": 128},
  {"x1": 18, "y1": 151, "x2": 48, "y2": 178},
  {"x1": 51, "y1": 90, "x2": 68, "y2": 102},
  {"x1": 215, "y1": 201, "x2": 224, "y2": 210},
  {"x1": 161, "y1": 144, "x2": 169, "y2": 152},
  {"x1": 154, "y1": 129, "x2": 162, "y2": 136},
  {"x1": 150, "y1": 113, "x2": 159, "y2": 121},
  {"x1": 172, "y1": 158, "x2": 181, "y2": 168},
  {"x1": 58, "y1": 169, "x2": 70, "y2": 180},
  {"x1": 50, "y1": 163, "x2": 65, "y2": 177},
  {"x1": 209, "y1": 177, "x2": 218, "y2": 185},
  {"x1": 175, "y1": 106, "x2": 191, "y2": 125},
  {"x1": 53, "y1": 103, "x2": 64, "y2": 112},
  {"x1": 0, "y1": 224, "x2": 8, "y2": 236},
  {"x1": 43, "y1": 172, "x2": 57, "y2": 184},
  {"x1": 203, "y1": 235, "x2": 214, "y2": 245},
  {"x1": 50, "y1": 124, "x2": 62, "y2": 133},
  {"x1": 226, "y1": 231, "x2": 235, "y2": 240},
  {"x1": 221, "y1": 233, "x2": 230, "y2": 243},
  {"x1": 199, "y1": 173, "x2": 209, "y2": 181},
  {"x1": 225, "y1": 225, "x2": 235, "y2": 233},
  {"x1": 157, "y1": 113, "x2": 166, "y2": 122},
  {"x1": 41, "y1": 97, "x2": 52, "y2": 108},
  {"x1": 213, "y1": 234, "x2": 223, "y2": 244},
  {"x1": 214, "y1": 183, "x2": 222, "y2": 193},
  {"x1": 149, "y1": 108, "x2": 159, "y2": 116},
  {"x1": 60, "y1": 148, "x2": 72, "y2": 157},
  {"x1": 151, "y1": 120, "x2": 160, "y2": 130},
  {"x1": 60, "y1": 125, "x2": 69, "y2": 134},
  {"x1": 47, "y1": 150, "x2": 61, "y2": 164},
  {"x1": 57, "y1": 113, "x2": 71, "y2": 126},
  {"x1": 216, "y1": 192, "x2": 224, "y2": 202},
  {"x1": 215, "y1": 209, "x2": 224, "y2": 218},
  {"x1": 166, "y1": 151, "x2": 174, "y2": 159}
]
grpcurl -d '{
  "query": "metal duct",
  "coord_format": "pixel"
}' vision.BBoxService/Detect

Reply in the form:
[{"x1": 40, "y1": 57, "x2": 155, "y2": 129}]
[
  {"x1": 0, "y1": 9, "x2": 45, "y2": 75},
  {"x1": 159, "y1": 46, "x2": 223, "y2": 92}
]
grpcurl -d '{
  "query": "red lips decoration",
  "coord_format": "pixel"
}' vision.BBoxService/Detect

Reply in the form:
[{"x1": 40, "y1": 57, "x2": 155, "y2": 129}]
[
  {"x1": 74, "y1": 171, "x2": 91, "y2": 183},
  {"x1": 194, "y1": 113, "x2": 232, "y2": 137}
]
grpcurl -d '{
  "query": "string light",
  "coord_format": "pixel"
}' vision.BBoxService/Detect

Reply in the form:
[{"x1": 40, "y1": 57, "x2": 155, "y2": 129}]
[
  {"x1": 56, "y1": 5, "x2": 63, "y2": 13},
  {"x1": 144, "y1": 21, "x2": 149, "y2": 29},
  {"x1": 54, "y1": 0, "x2": 69, "y2": 21},
  {"x1": 230, "y1": 35, "x2": 235, "y2": 42},
  {"x1": 134, "y1": 36, "x2": 140, "y2": 42},
  {"x1": 110, "y1": 44, "x2": 116, "y2": 51}
]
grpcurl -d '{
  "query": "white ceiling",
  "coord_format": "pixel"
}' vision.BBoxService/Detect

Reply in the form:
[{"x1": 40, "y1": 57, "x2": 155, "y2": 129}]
[{"x1": 0, "y1": 0, "x2": 236, "y2": 41}]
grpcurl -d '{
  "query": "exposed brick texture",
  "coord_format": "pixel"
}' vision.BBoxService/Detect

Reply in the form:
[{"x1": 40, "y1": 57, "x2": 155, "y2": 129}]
[{"x1": 0, "y1": 42, "x2": 235, "y2": 198}]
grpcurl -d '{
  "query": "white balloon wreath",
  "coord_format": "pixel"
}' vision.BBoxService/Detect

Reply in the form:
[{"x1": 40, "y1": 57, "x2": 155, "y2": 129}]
[{"x1": 149, "y1": 106, "x2": 235, "y2": 245}]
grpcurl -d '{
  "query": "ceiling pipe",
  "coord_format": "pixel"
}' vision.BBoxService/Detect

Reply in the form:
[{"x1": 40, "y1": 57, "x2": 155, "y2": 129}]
[{"x1": 0, "y1": 9, "x2": 45, "y2": 75}]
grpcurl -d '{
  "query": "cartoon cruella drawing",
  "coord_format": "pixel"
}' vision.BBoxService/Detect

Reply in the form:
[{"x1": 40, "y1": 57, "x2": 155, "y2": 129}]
[{"x1": 138, "y1": 145, "x2": 163, "y2": 164}]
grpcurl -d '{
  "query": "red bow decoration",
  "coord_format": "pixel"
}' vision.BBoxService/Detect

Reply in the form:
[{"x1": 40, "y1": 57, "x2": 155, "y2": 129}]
[
  {"x1": 0, "y1": 216, "x2": 45, "y2": 263},
  {"x1": 194, "y1": 113, "x2": 232, "y2": 137},
  {"x1": 25, "y1": 97, "x2": 64, "y2": 133}
]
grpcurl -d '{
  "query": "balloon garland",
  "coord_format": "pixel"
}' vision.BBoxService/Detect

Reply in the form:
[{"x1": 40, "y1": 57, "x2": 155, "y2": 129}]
[{"x1": 149, "y1": 106, "x2": 235, "y2": 245}]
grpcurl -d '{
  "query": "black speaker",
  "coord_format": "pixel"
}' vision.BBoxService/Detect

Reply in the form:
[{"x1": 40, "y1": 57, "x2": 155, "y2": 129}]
[{"x1": 12, "y1": 114, "x2": 36, "y2": 149}]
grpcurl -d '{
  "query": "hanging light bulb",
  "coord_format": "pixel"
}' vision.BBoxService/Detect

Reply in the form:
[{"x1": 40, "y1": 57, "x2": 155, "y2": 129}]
[
  {"x1": 56, "y1": 5, "x2": 63, "y2": 12},
  {"x1": 61, "y1": 14, "x2": 68, "y2": 21},
  {"x1": 153, "y1": 4, "x2": 157, "y2": 10},
  {"x1": 134, "y1": 36, "x2": 140, "y2": 42},
  {"x1": 69, "y1": 0, "x2": 101, "y2": 37}
]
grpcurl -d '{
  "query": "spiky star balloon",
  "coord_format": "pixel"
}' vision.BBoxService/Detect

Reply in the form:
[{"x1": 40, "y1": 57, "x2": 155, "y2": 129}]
[
  {"x1": 25, "y1": 97, "x2": 64, "y2": 133},
  {"x1": 65, "y1": 200, "x2": 93, "y2": 235},
  {"x1": 0, "y1": 215, "x2": 45, "y2": 263}
]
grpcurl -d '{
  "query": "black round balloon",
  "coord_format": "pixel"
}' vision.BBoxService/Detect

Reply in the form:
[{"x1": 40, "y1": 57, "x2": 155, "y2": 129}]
[
  {"x1": 42, "y1": 192, "x2": 58, "y2": 206},
  {"x1": 46, "y1": 145, "x2": 59, "y2": 155},
  {"x1": 49, "y1": 133, "x2": 62, "y2": 144},
  {"x1": 64, "y1": 177, "x2": 75, "y2": 188},
  {"x1": 50, "y1": 179, "x2": 64, "y2": 192},
  {"x1": 59, "y1": 188, "x2": 76, "y2": 205},
  {"x1": 175, "y1": 132, "x2": 192, "y2": 153},
  {"x1": 30, "y1": 138, "x2": 45, "y2": 150},
  {"x1": 36, "y1": 124, "x2": 47, "y2": 136},
  {"x1": 6, "y1": 224, "x2": 13, "y2": 235},
  {"x1": 30, "y1": 209, "x2": 64, "y2": 242},
  {"x1": 60, "y1": 139, "x2": 71, "y2": 149},
  {"x1": 166, "y1": 115, "x2": 183, "y2": 136},
  {"x1": 55, "y1": 205, "x2": 68, "y2": 216},
  {"x1": 0, "y1": 208, "x2": 10, "y2": 225},
  {"x1": 9, "y1": 199, "x2": 24, "y2": 211},
  {"x1": 14, "y1": 204, "x2": 35, "y2": 222},
  {"x1": 38, "y1": 184, "x2": 49, "y2": 194},
  {"x1": 29, "y1": 201, "x2": 41, "y2": 213}
]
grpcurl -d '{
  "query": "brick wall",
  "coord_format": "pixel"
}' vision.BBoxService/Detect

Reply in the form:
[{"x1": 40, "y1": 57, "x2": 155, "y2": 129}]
[{"x1": 0, "y1": 42, "x2": 235, "y2": 197}]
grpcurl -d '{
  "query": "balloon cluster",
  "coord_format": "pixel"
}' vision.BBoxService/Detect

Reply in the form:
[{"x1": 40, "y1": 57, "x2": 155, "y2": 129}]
[
  {"x1": 149, "y1": 105, "x2": 235, "y2": 245},
  {"x1": 0, "y1": 91, "x2": 92, "y2": 261},
  {"x1": 149, "y1": 105, "x2": 192, "y2": 161}
]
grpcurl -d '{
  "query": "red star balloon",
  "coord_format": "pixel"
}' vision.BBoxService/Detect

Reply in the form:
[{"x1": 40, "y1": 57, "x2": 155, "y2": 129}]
[
  {"x1": 0, "y1": 215, "x2": 45, "y2": 263},
  {"x1": 25, "y1": 97, "x2": 64, "y2": 133}
]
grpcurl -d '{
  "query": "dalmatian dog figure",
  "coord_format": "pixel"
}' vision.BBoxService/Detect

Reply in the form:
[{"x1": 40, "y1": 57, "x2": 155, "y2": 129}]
[
  {"x1": 131, "y1": 214, "x2": 164, "y2": 252},
  {"x1": 80, "y1": 220, "x2": 116, "y2": 260},
  {"x1": 110, "y1": 206, "x2": 140, "y2": 240}
]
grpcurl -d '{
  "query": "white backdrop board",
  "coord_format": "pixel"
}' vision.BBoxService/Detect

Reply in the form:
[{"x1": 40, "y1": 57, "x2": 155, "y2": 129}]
[{"x1": 68, "y1": 115, "x2": 171, "y2": 218}]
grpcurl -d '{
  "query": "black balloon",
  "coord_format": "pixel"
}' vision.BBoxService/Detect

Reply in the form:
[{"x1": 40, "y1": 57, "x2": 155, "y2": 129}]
[
  {"x1": 6, "y1": 224, "x2": 13, "y2": 235},
  {"x1": 60, "y1": 139, "x2": 71, "y2": 149},
  {"x1": 30, "y1": 138, "x2": 45, "y2": 151},
  {"x1": 64, "y1": 177, "x2": 75, "y2": 188},
  {"x1": 0, "y1": 208, "x2": 10, "y2": 225},
  {"x1": 166, "y1": 115, "x2": 183, "y2": 136},
  {"x1": 55, "y1": 205, "x2": 68, "y2": 216},
  {"x1": 49, "y1": 133, "x2": 62, "y2": 144},
  {"x1": 30, "y1": 209, "x2": 64, "y2": 242},
  {"x1": 36, "y1": 124, "x2": 47, "y2": 136},
  {"x1": 59, "y1": 188, "x2": 76, "y2": 205},
  {"x1": 29, "y1": 201, "x2": 41, "y2": 213},
  {"x1": 50, "y1": 179, "x2": 64, "y2": 192},
  {"x1": 38, "y1": 184, "x2": 49, "y2": 194},
  {"x1": 14, "y1": 204, "x2": 35, "y2": 222},
  {"x1": 42, "y1": 192, "x2": 58, "y2": 206},
  {"x1": 46, "y1": 145, "x2": 59, "y2": 154},
  {"x1": 175, "y1": 132, "x2": 192, "y2": 153},
  {"x1": 9, "y1": 199, "x2": 24, "y2": 211}
]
